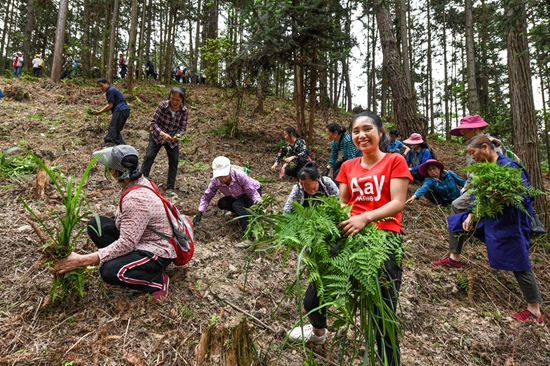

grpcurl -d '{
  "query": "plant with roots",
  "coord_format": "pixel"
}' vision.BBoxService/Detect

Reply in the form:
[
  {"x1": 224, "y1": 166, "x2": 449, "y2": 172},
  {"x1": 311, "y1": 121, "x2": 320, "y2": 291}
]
[{"x1": 21, "y1": 152, "x2": 101, "y2": 303}]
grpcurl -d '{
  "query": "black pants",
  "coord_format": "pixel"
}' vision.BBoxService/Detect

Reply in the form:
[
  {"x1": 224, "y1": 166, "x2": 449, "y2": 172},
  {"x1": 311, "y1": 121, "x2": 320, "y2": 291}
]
[
  {"x1": 104, "y1": 109, "x2": 129, "y2": 145},
  {"x1": 32, "y1": 67, "x2": 41, "y2": 77},
  {"x1": 303, "y1": 249, "x2": 402, "y2": 366},
  {"x1": 87, "y1": 216, "x2": 172, "y2": 293},
  {"x1": 410, "y1": 169, "x2": 425, "y2": 183},
  {"x1": 217, "y1": 187, "x2": 262, "y2": 234},
  {"x1": 448, "y1": 229, "x2": 542, "y2": 303},
  {"x1": 141, "y1": 135, "x2": 180, "y2": 190},
  {"x1": 424, "y1": 190, "x2": 452, "y2": 206},
  {"x1": 284, "y1": 157, "x2": 310, "y2": 178},
  {"x1": 332, "y1": 159, "x2": 346, "y2": 181}
]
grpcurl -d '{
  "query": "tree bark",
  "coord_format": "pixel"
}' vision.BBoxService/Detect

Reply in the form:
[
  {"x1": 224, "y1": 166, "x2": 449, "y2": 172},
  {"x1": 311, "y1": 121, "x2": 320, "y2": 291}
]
[
  {"x1": 505, "y1": 0, "x2": 547, "y2": 223},
  {"x1": 127, "y1": 0, "x2": 139, "y2": 93},
  {"x1": 50, "y1": 0, "x2": 69, "y2": 83},
  {"x1": 465, "y1": 0, "x2": 479, "y2": 114},
  {"x1": 194, "y1": 315, "x2": 254, "y2": 366},
  {"x1": 374, "y1": 0, "x2": 422, "y2": 137},
  {"x1": 23, "y1": 0, "x2": 35, "y2": 73},
  {"x1": 106, "y1": 0, "x2": 120, "y2": 83}
]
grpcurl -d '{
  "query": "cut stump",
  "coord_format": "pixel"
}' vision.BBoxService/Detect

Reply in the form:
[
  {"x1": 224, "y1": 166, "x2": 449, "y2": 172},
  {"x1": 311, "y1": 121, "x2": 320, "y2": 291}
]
[{"x1": 195, "y1": 315, "x2": 254, "y2": 366}]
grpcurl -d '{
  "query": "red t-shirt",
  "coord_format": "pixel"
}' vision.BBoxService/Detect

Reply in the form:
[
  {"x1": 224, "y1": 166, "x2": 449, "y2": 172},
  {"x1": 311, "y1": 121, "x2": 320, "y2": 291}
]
[{"x1": 336, "y1": 153, "x2": 412, "y2": 233}]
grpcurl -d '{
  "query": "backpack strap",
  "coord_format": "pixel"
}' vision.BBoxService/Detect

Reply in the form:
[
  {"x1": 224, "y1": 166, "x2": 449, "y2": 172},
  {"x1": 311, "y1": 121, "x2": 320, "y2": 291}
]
[{"x1": 118, "y1": 183, "x2": 172, "y2": 239}]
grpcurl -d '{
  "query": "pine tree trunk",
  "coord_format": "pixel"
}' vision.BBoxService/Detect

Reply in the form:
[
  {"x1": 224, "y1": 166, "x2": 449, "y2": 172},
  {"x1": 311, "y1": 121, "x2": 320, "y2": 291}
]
[
  {"x1": 106, "y1": 0, "x2": 120, "y2": 82},
  {"x1": 0, "y1": 0, "x2": 13, "y2": 73},
  {"x1": 465, "y1": 0, "x2": 479, "y2": 114},
  {"x1": 127, "y1": 0, "x2": 139, "y2": 93},
  {"x1": 194, "y1": 316, "x2": 254, "y2": 366},
  {"x1": 23, "y1": 0, "x2": 35, "y2": 74},
  {"x1": 50, "y1": 0, "x2": 69, "y2": 82},
  {"x1": 505, "y1": 0, "x2": 548, "y2": 223},
  {"x1": 374, "y1": 0, "x2": 422, "y2": 137}
]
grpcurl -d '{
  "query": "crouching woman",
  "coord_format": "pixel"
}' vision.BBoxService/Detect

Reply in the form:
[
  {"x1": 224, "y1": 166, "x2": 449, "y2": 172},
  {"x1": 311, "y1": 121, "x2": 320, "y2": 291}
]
[{"x1": 53, "y1": 145, "x2": 175, "y2": 302}]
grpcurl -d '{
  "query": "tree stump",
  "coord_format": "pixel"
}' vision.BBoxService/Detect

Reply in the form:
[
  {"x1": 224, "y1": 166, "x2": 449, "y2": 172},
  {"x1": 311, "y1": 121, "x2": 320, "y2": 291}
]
[
  {"x1": 33, "y1": 150, "x2": 54, "y2": 199},
  {"x1": 194, "y1": 315, "x2": 254, "y2": 366}
]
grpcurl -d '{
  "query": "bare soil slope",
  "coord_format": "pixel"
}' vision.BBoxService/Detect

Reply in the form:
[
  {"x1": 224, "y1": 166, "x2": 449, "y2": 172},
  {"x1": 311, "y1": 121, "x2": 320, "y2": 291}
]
[{"x1": 0, "y1": 77, "x2": 549, "y2": 366}]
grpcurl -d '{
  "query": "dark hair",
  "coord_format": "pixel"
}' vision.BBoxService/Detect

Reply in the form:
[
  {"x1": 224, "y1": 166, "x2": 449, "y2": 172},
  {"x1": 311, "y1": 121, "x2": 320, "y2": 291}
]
[
  {"x1": 325, "y1": 122, "x2": 346, "y2": 135},
  {"x1": 284, "y1": 126, "x2": 299, "y2": 138},
  {"x1": 389, "y1": 129, "x2": 400, "y2": 137},
  {"x1": 298, "y1": 161, "x2": 320, "y2": 181},
  {"x1": 169, "y1": 86, "x2": 186, "y2": 103},
  {"x1": 117, "y1": 155, "x2": 142, "y2": 182},
  {"x1": 96, "y1": 78, "x2": 109, "y2": 85},
  {"x1": 466, "y1": 135, "x2": 498, "y2": 150},
  {"x1": 349, "y1": 111, "x2": 389, "y2": 153}
]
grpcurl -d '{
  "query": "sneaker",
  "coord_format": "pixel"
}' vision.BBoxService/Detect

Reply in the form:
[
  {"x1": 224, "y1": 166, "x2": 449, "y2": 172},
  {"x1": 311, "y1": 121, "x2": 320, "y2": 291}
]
[
  {"x1": 224, "y1": 211, "x2": 235, "y2": 218},
  {"x1": 165, "y1": 189, "x2": 178, "y2": 198},
  {"x1": 288, "y1": 324, "x2": 327, "y2": 344},
  {"x1": 511, "y1": 310, "x2": 544, "y2": 324},
  {"x1": 151, "y1": 273, "x2": 169, "y2": 303},
  {"x1": 235, "y1": 239, "x2": 253, "y2": 249},
  {"x1": 432, "y1": 257, "x2": 462, "y2": 268}
]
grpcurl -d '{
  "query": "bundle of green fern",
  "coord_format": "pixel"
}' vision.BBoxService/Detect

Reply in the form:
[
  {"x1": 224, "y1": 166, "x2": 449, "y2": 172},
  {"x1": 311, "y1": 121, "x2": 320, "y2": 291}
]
[
  {"x1": 246, "y1": 196, "x2": 403, "y2": 365},
  {"x1": 463, "y1": 162, "x2": 543, "y2": 221}
]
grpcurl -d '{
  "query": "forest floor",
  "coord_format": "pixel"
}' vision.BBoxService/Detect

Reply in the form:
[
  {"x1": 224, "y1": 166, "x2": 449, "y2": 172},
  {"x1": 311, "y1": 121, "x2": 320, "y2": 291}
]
[{"x1": 0, "y1": 76, "x2": 549, "y2": 366}]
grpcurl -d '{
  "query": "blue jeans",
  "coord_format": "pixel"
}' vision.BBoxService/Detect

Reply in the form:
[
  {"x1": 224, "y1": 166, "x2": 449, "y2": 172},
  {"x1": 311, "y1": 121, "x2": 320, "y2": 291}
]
[{"x1": 13, "y1": 67, "x2": 21, "y2": 78}]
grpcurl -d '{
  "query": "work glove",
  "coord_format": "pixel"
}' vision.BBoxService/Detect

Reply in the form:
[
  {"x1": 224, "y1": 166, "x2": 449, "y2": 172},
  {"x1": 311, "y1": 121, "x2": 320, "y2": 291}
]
[{"x1": 192, "y1": 211, "x2": 203, "y2": 226}]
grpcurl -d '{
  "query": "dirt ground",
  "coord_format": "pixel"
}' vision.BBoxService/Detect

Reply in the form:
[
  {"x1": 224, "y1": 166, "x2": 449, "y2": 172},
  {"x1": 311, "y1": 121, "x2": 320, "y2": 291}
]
[{"x1": 0, "y1": 77, "x2": 549, "y2": 366}]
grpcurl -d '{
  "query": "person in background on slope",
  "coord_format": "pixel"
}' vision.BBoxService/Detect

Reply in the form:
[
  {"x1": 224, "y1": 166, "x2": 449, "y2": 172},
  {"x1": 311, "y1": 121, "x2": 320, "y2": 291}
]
[
  {"x1": 271, "y1": 126, "x2": 312, "y2": 179},
  {"x1": 52, "y1": 145, "x2": 174, "y2": 302},
  {"x1": 32, "y1": 54, "x2": 42, "y2": 77},
  {"x1": 12, "y1": 52, "x2": 23, "y2": 78},
  {"x1": 193, "y1": 156, "x2": 263, "y2": 249},
  {"x1": 388, "y1": 129, "x2": 410, "y2": 156},
  {"x1": 288, "y1": 111, "x2": 412, "y2": 366},
  {"x1": 283, "y1": 161, "x2": 340, "y2": 213},
  {"x1": 141, "y1": 87, "x2": 188, "y2": 198},
  {"x1": 404, "y1": 133, "x2": 433, "y2": 183},
  {"x1": 406, "y1": 159, "x2": 465, "y2": 206},
  {"x1": 119, "y1": 54, "x2": 128, "y2": 79},
  {"x1": 324, "y1": 122, "x2": 362, "y2": 180},
  {"x1": 94, "y1": 78, "x2": 131, "y2": 146},
  {"x1": 432, "y1": 135, "x2": 543, "y2": 324}
]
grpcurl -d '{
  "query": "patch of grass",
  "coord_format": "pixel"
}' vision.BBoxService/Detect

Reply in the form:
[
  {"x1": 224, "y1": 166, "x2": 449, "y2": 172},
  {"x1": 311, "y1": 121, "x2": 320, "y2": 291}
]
[{"x1": 0, "y1": 147, "x2": 38, "y2": 182}]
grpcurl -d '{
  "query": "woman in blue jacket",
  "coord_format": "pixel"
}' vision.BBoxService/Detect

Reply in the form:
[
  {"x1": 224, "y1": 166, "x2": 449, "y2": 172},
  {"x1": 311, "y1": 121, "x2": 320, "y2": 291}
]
[
  {"x1": 433, "y1": 135, "x2": 543, "y2": 324},
  {"x1": 404, "y1": 133, "x2": 433, "y2": 183},
  {"x1": 406, "y1": 159, "x2": 465, "y2": 206}
]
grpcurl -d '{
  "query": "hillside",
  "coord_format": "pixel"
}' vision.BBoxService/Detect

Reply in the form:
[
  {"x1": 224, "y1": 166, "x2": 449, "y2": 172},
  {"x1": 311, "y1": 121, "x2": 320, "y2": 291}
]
[{"x1": 0, "y1": 77, "x2": 549, "y2": 366}]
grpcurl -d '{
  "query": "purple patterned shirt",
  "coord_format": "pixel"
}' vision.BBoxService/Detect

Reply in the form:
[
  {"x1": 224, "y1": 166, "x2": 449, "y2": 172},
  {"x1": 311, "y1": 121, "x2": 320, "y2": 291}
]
[
  {"x1": 198, "y1": 169, "x2": 262, "y2": 212},
  {"x1": 150, "y1": 100, "x2": 188, "y2": 148}
]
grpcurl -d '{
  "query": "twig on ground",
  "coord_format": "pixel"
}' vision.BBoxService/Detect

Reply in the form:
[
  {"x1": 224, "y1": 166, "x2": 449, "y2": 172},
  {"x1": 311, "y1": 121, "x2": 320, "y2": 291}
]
[{"x1": 213, "y1": 292, "x2": 276, "y2": 333}]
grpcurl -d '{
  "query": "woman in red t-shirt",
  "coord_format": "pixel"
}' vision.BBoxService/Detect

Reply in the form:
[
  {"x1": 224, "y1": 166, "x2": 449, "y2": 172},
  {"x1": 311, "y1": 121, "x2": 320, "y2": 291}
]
[{"x1": 287, "y1": 111, "x2": 412, "y2": 366}]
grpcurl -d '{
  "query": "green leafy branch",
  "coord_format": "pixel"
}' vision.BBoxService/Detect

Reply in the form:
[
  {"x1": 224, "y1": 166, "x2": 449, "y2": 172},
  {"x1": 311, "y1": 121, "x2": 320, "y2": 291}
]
[{"x1": 464, "y1": 162, "x2": 544, "y2": 221}]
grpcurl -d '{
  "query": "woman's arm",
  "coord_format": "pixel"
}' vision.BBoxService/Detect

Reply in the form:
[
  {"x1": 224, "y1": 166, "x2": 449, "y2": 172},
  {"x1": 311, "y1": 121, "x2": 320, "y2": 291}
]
[
  {"x1": 53, "y1": 252, "x2": 99, "y2": 274},
  {"x1": 327, "y1": 140, "x2": 339, "y2": 168},
  {"x1": 338, "y1": 178, "x2": 409, "y2": 236}
]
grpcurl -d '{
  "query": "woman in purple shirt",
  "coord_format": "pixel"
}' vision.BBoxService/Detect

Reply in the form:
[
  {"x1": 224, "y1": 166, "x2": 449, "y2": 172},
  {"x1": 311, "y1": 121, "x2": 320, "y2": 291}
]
[{"x1": 193, "y1": 156, "x2": 262, "y2": 248}]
